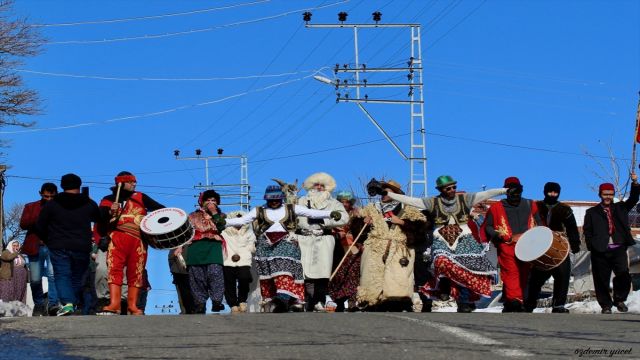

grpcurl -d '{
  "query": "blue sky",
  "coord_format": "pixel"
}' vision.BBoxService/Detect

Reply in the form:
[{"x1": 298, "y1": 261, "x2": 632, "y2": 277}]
[{"x1": 4, "y1": 0, "x2": 639, "y2": 313}]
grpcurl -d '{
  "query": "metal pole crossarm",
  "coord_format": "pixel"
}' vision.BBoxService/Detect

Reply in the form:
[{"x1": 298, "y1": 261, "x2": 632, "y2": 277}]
[
  {"x1": 335, "y1": 67, "x2": 422, "y2": 73},
  {"x1": 338, "y1": 98, "x2": 423, "y2": 104},
  {"x1": 176, "y1": 155, "x2": 246, "y2": 161},
  {"x1": 336, "y1": 83, "x2": 423, "y2": 88},
  {"x1": 194, "y1": 184, "x2": 246, "y2": 188},
  {"x1": 306, "y1": 24, "x2": 420, "y2": 28}
]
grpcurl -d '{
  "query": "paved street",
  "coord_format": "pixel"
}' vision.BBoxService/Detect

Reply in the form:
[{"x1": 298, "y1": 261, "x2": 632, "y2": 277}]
[{"x1": 2, "y1": 312, "x2": 639, "y2": 359}]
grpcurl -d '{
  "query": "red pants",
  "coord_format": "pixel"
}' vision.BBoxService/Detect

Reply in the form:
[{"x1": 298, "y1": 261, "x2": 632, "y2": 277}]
[
  {"x1": 497, "y1": 242, "x2": 530, "y2": 303},
  {"x1": 107, "y1": 231, "x2": 147, "y2": 288},
  {"x1": 260, "y1": 275, "x2": 304, "y2": 302}
]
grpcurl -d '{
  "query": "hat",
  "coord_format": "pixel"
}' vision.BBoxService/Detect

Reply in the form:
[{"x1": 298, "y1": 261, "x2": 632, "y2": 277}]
[
  {"x1": 599, "y1": 183, "x2": 615, "y2": 194},
  {"x1": 381, "y1": 179, "x2": 405, "y2": 195},
  {"x1": 60, "y1": 173, "x2": 82, "y2": 190},
  {"x1": 198, "y1": 190, "x2": 221, "y2": 206},
  {"x1": 435, "y1": 175, "x2": 457, "y2": 189},
  {"x1": 115, "y1": 171, "x2": 137, "y2": 184},
  {"x1": 336, "y1": 190, "x2": 355, "y2": 203},
  {"x1": 264, "y1": 185, "x2": 285, "y2": 200},
  {"x1": 503, "y1": 176, "x2": 521, "y2": 188},
  {"x1": 543, "y1": 182, "x2": 561, "y2": 195},
  {"x1": 302, "y1": 172, "x2": 337, "y2": 192}
]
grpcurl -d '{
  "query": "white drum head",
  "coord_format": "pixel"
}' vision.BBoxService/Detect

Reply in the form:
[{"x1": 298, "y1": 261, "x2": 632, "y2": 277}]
[
  {"x1": 140, "y1": 208, "x2": 189, "y2": 235},
  {"x1": 515, "y1": 226, "x2": 553, "y2": 262}
]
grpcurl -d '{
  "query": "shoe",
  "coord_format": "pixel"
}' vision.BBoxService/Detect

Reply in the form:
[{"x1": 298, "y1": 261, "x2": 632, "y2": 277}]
[
  {"x1": 230, "y1": 306, "x2": 240, "y2": 313},
  {"x1": 313, "y1": 303, "x2": 326, "y2": 312},
  {"x1": 32, "y1": 304, "x2": 46, "y2": 317},
  {"x1": 601, "y1": 307, "x2": 612, "y2": 314},
  {"x1": 56, "y1": 303, "x2": 75, "y2": 316},
  {"x1": 238, "y1": 302, "x2": 248, "y2": 313},
  {"x1": 211, "y1": 301, "x2": 225, "y2": 312},
  {"x1": 271, "y1": 298, "x2": 288, "y2": 313},
  {"x1": 48, "y1": 305, "x2": 60, "y2": 316},
  {"x1": 551, "y1": 307, "x2": 570, "y2": 313},
  {"x1": 456, "y1": 303, "x2": 473, "y2": 313},
  {"x1": 614, "y1": 301, "x2": 628, "y2": 313},
  {"x1": 289, "y1": 304, "x2": 304, "y2": 312}
]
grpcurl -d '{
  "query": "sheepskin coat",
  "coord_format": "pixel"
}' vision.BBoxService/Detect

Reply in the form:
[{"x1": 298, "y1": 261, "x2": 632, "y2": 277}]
[{"x1": 222, "y1": 224, "x2": 256, "y2": 268}]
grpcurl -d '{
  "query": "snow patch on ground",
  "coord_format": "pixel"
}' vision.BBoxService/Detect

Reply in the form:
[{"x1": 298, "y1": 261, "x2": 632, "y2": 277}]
[{"x1": 0, "y1": 300, "x2": 31, "y2": 317}]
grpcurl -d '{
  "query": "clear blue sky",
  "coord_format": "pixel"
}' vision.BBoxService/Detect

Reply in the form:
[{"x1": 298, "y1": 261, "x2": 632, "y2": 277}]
[{"x1": 4, "y1": 0, "x2": 639, "y2": 313}]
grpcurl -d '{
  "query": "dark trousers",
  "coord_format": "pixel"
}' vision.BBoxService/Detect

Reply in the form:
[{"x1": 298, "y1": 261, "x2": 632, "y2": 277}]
[
  {"x1": 223, "y1": 266, "x2": 253, "y2": 307},
  {"x1": 305, "y1": 278, "x2": 329, "y2": 311},
  {"x1": 172, "y1": 272, "x2": 196, "y2": 314},
  {"x1": 525, "y1": 256, "x2": 571, "y2": 309},
  {"x1": 591, "y1": 247, "x2": 631, "y2": 309}
]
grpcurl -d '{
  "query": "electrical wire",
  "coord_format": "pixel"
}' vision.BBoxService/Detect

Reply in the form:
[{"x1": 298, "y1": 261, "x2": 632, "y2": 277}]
[{"x1": 47, "y1": 1, "x2": 349, "y2": 45}]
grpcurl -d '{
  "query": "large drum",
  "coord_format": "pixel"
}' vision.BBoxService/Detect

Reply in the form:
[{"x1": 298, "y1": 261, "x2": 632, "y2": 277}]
[
  {"x1": 515, "y1": 226, "x2": 569, "y2": 271},
  {"x1": 140, "y1": 208, "x2": 193, "y2": 250}
]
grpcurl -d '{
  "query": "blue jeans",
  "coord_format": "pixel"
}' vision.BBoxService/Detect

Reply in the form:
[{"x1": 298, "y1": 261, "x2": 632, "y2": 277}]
[
  {"x1": 27, "y1": 246, "x2": 59, "y2": 307},
  {"x1": 48, "y1": 249, "x2": 90, "y2": 306}
]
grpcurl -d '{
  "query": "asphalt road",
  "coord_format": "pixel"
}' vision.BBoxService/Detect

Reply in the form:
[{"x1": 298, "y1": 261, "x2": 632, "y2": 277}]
[{"x1": 2, "y1": 312, "x2": 639, "y2": 360}]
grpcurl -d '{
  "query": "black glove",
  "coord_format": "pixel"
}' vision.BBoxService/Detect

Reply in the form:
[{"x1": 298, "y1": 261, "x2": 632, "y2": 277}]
[
  {"x1": 571, "y1": 245, "x2": 580, "y2": 254},
  {"x1": 366, "y1": 178, "x2": 387, "y2": 196},
  {"x1": 330, "y1": 211, "x2": 342, "y2": 221},
  {"x1": 98, "y1": 236, "x2": 110, "y2": 252}
]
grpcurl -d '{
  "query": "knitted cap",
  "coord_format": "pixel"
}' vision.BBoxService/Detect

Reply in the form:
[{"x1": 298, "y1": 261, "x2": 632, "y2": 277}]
[
  {"x1": 504, "y1": 176, "x2": 521, "y2": 188},
  {"x1": 435, "y1": 175, "x2": 456, "y2": 188},
  {"x1": 264, "y1": 185, "x2": 285, "y2": 200},
  {"x1": 599, "y1": 183, "x2": 615, "y2": 194},
  {"x1": 60, "y1": 173, "x2": 82, "y2": 190},
  {"x1": 543, "y1": 182, "x2": 561, "y2": 194}
]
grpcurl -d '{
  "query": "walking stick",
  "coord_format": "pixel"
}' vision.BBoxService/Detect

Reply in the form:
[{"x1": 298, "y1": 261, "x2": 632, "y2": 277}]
[
  {"x1": 330, "y1": 223, "x2": 369, "y2": 282},
  {"x1": 631, "y1": 91, "x2": 640, "y2": 170}
]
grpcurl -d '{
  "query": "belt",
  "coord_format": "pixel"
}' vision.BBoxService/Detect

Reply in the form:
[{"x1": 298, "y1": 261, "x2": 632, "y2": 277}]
[{"x1": 295, "y1": 229, "x2": 333, "y2": 236}]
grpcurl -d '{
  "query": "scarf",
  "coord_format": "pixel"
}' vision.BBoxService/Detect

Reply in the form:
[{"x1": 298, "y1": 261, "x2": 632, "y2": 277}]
[
  {"x1": 602, "y1": 204, "x2": 615, "y2": 236},
  {"x1": 7, "y1": 240, "x2": 24, "y2": 266}
]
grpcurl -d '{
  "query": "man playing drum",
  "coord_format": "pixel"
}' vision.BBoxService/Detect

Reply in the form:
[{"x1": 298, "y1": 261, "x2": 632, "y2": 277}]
[
  {"x1": 525, "y1": 182, "x2": 581, "y2": 313},
  {"x1": 98, "y1": 171, "x2": 165, "y2": 315},
  {"x1": 482, "y1": 177, "x2": 541, "y2": 313},
  {"x1": 583, "y1": 174, "x2": 639, "y2": 314}
]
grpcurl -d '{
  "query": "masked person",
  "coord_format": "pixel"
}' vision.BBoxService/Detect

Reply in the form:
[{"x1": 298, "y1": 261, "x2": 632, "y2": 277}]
[
  {"x1": 525, "y1": 182, "x2": 581, "y2": 313},
  {"x1": 98, "y1": 171, "x2": 164, "y2": 315},
  {"x1": 358, "y1": 179, "x2": 428, "y2": 311},
  {"x1": 482, "y1": 177, "x2": 541, "y2": 312},
  {"x1": 225, "y1": 185, "x2": 342, "y2": 313},
  {"x1": 369, "y1": 176, "x2": 505, "y2": 312},
  {"x1": 583, "y1": 175, "x2": 639, "y2": 314},
  {"x1": 296, "y1": 172, "x2": 349, "y2": 312},
  {"x1": 221, "y1": 210, "x2": 257, "y2": 313}
]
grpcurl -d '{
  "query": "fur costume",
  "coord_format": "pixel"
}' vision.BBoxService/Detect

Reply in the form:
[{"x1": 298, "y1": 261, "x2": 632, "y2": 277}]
[
  {"x1": 302, "y1": 172, "x2": 337, "y2": 193},
  {"x1": 357, "y1": 203, "x2": 426, "y2": 306}
]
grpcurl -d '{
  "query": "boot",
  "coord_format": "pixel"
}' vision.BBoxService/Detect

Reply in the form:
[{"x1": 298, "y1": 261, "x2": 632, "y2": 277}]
[
  {"x1": 99, "y1": 284, "x2": 121, "y2": 315},
  {"x1": 127, "y1": 286, "x2": 144, "y2": 315}
]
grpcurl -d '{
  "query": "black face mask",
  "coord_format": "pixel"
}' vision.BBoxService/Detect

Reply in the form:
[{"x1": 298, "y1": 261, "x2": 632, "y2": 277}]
[
  {"x1": 506, "y1": 186, "x2": 523, "y2": 205},
  {"x1": 544, "y1": 195, "x2": 559, "y2": 205}
]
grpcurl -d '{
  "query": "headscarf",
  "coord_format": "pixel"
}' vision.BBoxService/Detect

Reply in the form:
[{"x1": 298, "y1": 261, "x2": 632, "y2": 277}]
[{"x1": 6, "y1": 240, "x2": 24, "y2": 266}]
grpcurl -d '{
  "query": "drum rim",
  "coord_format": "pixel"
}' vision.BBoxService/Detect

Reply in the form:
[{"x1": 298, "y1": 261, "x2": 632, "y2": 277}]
[
  {"x1": 140, "y1": 207, "x2": 189, "y2": 235},
  {"x1": 515, "y1": 226, "x2": 553, "y2": 262}
]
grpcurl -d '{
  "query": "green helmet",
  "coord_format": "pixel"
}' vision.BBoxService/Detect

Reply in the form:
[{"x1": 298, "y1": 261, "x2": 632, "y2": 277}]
[{"x1": 435, "y1": 175, "x2": 457, "y2": 189}]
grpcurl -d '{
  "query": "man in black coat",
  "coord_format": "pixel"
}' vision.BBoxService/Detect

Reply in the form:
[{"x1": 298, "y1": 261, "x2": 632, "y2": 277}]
[
  {"x1": 37, "y1": 173, "x2": 101, "y2": 316},
  {"x1": 583, "y1": 174, "x2": 639, "y2": 314}
]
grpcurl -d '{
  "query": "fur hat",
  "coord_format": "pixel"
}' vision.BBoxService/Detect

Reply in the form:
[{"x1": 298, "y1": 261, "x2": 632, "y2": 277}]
[
  {"x1": 302, "y1": 172, "x2": 336, "y2": 192},
  {"x1": 381, "y1": 179, "x2": 405, "y2": 195},
  {"x1": 503, "y1": 176, "x2": 521, "y2": 188},
  {"x1": 599, "y1": 183, "x2": 615, "y2": 194},
  {"x1": 543, "y1": 182, "x2": 561, "y2": 195},
  {"x1": 198, "y1": 190, "x2": 221, "y2": 206},
  {"x1": 60, "y1": 173, "x2": 82, "y2": 190}
]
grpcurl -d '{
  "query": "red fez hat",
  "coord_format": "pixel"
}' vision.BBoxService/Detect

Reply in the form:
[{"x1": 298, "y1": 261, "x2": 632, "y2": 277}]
[
  {"x1": 598, "y1": 183, "x2": 615, "y2": 194},
  {"x1": 503, "y1": 176, "x2": 521, "y2": 188}
]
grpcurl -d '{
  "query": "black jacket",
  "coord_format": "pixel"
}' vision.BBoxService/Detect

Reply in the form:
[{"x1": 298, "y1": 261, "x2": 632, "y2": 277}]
[
  {"x1": 583, "y1": 183, "x2": 640, "y2": 253},
  {"x1": 536, "y1": 201, "x2": 581, "y2": 253},
  {"x1": 37, "y1": 192, "x2": 101, "y2": 253}
]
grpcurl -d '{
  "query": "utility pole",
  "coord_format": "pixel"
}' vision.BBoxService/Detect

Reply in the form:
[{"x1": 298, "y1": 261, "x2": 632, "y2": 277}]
[
  {"x1": 173, "y1": 149, "x2": 250, "y2": 212},
  {"x1": 305, "y1": 11, "x2": 428, "y2": 196}
]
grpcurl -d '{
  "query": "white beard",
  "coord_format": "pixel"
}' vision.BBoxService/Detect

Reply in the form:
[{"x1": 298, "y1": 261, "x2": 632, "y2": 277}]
[{"x1": 307, "y1": 189, "x2": 331, "y2": 209}]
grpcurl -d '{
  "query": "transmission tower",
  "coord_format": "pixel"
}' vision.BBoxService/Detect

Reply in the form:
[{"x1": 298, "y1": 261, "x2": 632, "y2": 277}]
[
  {"x1": 174, "y1": 149, "x2": 250, "y2": 212},
  {"x1": 305, "y1": 11, "x2": 427, "y2": 196}
]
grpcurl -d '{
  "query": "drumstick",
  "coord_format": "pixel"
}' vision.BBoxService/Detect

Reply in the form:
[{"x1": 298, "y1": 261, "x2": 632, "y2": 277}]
[
  {"x1": 111, "y1": 182, "x2": 123, "y2": 223},
  {"x1": 330, "y1": 223, "x2": 369, "y2": 282}
]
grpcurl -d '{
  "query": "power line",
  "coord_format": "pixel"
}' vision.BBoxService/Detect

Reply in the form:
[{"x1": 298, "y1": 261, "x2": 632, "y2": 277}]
[
  {"x1": 32, "y1": 1, "x2": 270, "y2": 27},
  {"x1": 0, "y1": 70, "x2": 324, "y2": 134},
  {"x1": 7, "y1": 67, "x2": 323, "y2": 82},
  {"x1": 426, "y1": 0, "x2": 487, "y2": 50},
  {"x1": 47, "y1": 1, "x2": 349, "y2": 45}
]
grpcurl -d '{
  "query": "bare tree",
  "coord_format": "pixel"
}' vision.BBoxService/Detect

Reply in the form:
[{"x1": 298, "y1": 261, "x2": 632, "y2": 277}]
[
  {"x1": 3, "y1": 202, "x2": 24, "y2": 245},
  {"x1": 0, "y1": 0, "x2": 44, "y2": 150},
  {"x1": 583, "y1": 140, "x2": 633, "y2": 201}
]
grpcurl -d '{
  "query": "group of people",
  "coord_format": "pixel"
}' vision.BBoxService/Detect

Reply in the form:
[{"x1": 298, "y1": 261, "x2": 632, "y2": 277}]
[{"x1": 2, "y1": 169, "x2": 638, "y2": 316}]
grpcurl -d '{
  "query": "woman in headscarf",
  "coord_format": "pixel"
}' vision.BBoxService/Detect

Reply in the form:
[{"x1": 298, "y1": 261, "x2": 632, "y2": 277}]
[{"x1": 0, "y1": 240, "x2": 29, "y2": 303}]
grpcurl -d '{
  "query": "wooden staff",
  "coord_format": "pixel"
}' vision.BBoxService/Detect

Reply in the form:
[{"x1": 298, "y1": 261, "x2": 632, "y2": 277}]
[
  {"x1": 632, "y1": 91, "x2": 640, "y2": 171},
  {"x1": 110, "y1": 182, "x2": 123, "y2": 223},
  {"x1": 330, "y1": 223, "x2": 369, "y2": 282}
]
